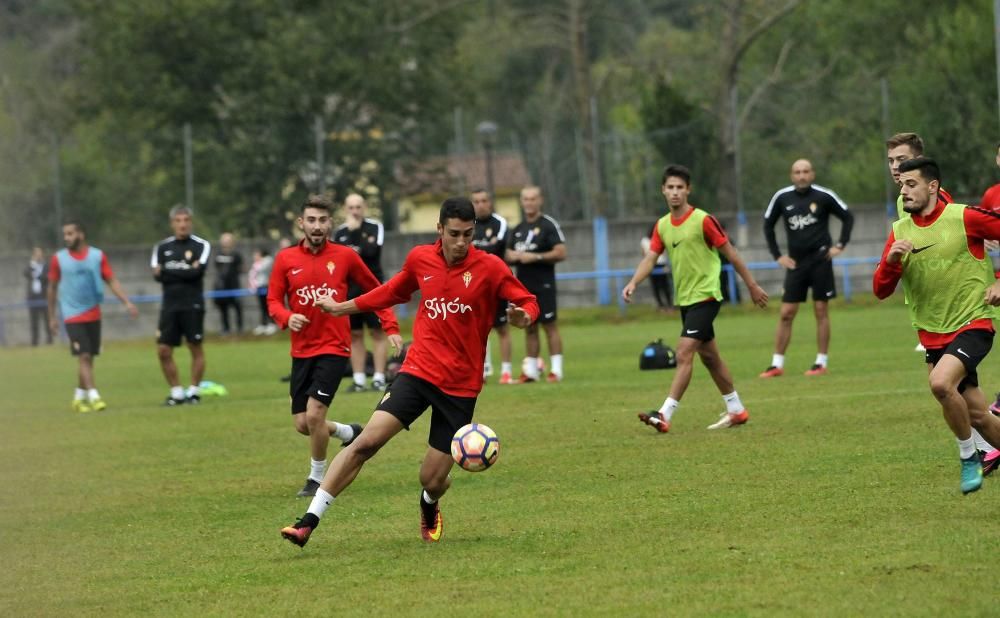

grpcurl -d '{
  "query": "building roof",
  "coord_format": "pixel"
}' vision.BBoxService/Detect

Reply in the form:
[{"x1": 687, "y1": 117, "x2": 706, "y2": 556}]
[{"x1": 395, "y1": 151, "x2": 532, "y2": 197}]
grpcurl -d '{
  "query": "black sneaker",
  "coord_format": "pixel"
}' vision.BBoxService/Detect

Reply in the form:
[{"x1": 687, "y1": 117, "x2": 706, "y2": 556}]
[
  {"x1": 348, "y1": 383, "x2": 367, "y2": 393},
  {"x1": 371, "y1": 379, "x2": 387, "y2": 391},
  {"x1": 297, "y1": 478, "x2": 320, "y2": 497},
  {"x1": 341, "y1": 423, "x2": 363, "y2": 447},
  {"x1": 163, "y1": 396, "x2": 187, "y2": 406},
  {"x1": 186, "y1": 394, "x2": 201, "y2": 405}
]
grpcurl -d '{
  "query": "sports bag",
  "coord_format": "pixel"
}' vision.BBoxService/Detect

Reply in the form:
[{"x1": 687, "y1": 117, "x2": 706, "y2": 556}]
[{"x1": 640, "y1": 339, "x2": 676, "y2": 370}]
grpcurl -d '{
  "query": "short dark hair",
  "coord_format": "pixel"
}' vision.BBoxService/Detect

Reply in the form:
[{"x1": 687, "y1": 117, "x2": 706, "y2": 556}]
[
  {"x1": 886, "y1": 132, "x2": 924, "y2": 155},
  {"x1": 661, "y1": 164, "x2": 691, "y2": 187},
  {"x1": 470, "y1": 187, "x2": 489, "y2": 196},
  {"x1": 439, "y1": 197, "x2": 476, "y2": 224},
  {"x1": 63, "y1": 219, "x2": 85, "y2": 234},
  {"x1": 302, "y1": 194, "x2": 332, "y2": 213},
  {"x1": 897, "y1": 157, "x2": 941, "y2": 184}
]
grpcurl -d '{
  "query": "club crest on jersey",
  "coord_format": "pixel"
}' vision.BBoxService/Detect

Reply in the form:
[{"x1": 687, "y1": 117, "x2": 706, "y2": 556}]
[
  {"x1": 485, "y1": 228, "x2": 493, "y2": 238},
  {"x1": 462, "y1": 271, "x2": 472, "y2": 288},
  {"x1": 185, "y1": 250, "x2": 193, "y2": 261},
  {"x1": 809, "y1": 202, "x2": 817, "y2": 213},
  {"x1": 326, "y1": 261, "x2": 335, "y2": 274},
  {"x1": 533, "y1": 227, "x2": 540, "y2": 235}
]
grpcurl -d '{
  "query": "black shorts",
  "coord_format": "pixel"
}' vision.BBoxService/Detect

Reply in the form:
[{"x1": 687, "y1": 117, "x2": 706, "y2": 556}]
[
  {"x1": 289, "y1": 354, "x2": 350, "y2": 413},
  {"x1": 525, "y1": 281, "x2": 557, "y2": 323},
  {"x1": 157, "y1": 309, "x2": 205, "y2": 346},
  {"x1": 782, "y1": 256, "x2": 836, "y2": 303},
  {"x1": 350, "y1": 312, "x2": 383, "y2": 331},
  {"x1": 924, "y1": 329, "x2": 994, "y2": 393},
  {"x1": 66, "y1": 320, "x2": 101, "y2": 356},
  {"x1": 679, "y1": 300, "x2": 721, "y2": 342},
  {"x1": 493, "y1": 301, "x2": 509, "y2": 329},
  {"x1": 375, "y1": 372, "x2": 477, "y2": 454}
]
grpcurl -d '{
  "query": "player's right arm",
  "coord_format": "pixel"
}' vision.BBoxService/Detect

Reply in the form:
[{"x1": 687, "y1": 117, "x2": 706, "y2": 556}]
[
  {"x1": 763, "y1": 191, "x2": 795, "y2": 269},
  {"x1": 266, "y1": 252, "x2": 294, "y2": 329},
  {"x1": 873, "y1": 230, "x2": 907, "y2": 299},
  {"x1": 622, "y1": 251, "x2": 659, "y2": 304}
]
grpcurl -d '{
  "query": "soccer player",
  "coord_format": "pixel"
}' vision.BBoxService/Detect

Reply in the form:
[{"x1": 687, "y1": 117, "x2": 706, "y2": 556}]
[
  {"x1": 269, "y1": 195, "x2": 402, "y2": 498},
  {"x1": 47, "y1": 220, "x2": 138, "y2": 412},
  {"x1": 151, "y1": 205, "x2": 211, "y2": 406},
  {"x1": 280, "y1": 197, "x2": 538, "y2": 547},
  {"x1": 471, "y1": 188, "x2": 514, "y2": 383},
  {"x1": 886, "y1": 133, "x2": 999, "y2": 470},
  {"x1": 759, "y1": 159, "x2": 853, "y2": 378},
  {"x1": 505, "y1": 185, "x2": 566, "y2": 382},
  {"x1": 622, "y1": 164, "x2": 768, "y2": 433},
  {"x1": 332, "y1": 193, "x2": 391, "y2": 392},
  {"x1": 873, "y1": 157, "x2": 1000, "y2": 494},
  {"x1": 212, "y1": 232, "x2": 244, "y2": 335}
]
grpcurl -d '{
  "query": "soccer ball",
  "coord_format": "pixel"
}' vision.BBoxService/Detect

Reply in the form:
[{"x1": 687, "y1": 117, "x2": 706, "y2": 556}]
[{"x1": 451, "y1": 423, "x2": 500, "y2": 472}]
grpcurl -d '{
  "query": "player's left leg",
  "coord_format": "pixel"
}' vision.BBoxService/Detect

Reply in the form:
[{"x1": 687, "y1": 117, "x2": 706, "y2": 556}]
[
  {"x1": 497, "y1": 323, "x2": 513, "y2": 383},
  {"x1": 961, "y1": 386, "x2": 1000, "y2": 475},
  {"x1": 187, "y1": 342, "x2": 206, "y2": 403},
  {"x1": 282, "y1": 410, "x2": 405, "y2": 547},
  {"x1": 542, "y1": 321, "x2": 563, "y2": 382},
  {"x1": 806, "y1": 300, "x2": 831, "y2": 376},
  {"x1": 349, "y1": 327, "x2": 368, "y2": 392},
  {"x1": 418, "y1": 448, "x2": 453, "y2": 542},
  {"x1": 638, "y1": 335, "x2": 700, "y2": 433},
  {"x1": 370, "y1": 325, "x2": 388, "y2": 390},
  {"x1": 928, "y1": 355, "x2": 982, "y2": 494},
  {"x1": 700, "y1": 339, "x2": 750, "y2": 430}
]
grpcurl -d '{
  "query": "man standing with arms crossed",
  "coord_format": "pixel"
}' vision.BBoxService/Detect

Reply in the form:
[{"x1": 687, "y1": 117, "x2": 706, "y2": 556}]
[
  {"x1": 151, "y1": 205, "x2": 211, "y2": 406},
  {"x1": 759, "y1": 159, "x2": 853, "y2": 378},
  {"x1": 48, "y1": 220, "x2": 138, "y2": 412},
  {"x1": 332, "y1": 193, "x2": 391, "y2": 392},
  {"x1": 623, "y1": 165, "x2": 768, "y2": 433},
  {"x1": 280, "y1": 197, "x2": 537, "y2": 547},
  {"x1": 270, "y1": 195, "x2": 401, "y2": 498},
  {"x1": 506, "y1": 185, "x2": 566, "y2": 383},
  {"x1": 471, "y1": 188, "x2": 514, "y2": 384},
  {"x1": 873, "y1": 157, "x2": 1000, "y2": 494}
]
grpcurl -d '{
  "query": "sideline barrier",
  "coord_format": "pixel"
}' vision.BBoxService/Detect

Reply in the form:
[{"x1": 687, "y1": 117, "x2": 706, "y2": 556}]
[{"x1": 1, "y1": 255, "x2": 883, "y2": 316}]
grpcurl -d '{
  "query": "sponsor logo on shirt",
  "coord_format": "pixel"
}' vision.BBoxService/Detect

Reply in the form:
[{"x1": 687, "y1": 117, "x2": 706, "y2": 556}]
[
  {"x1": 424, "y1": 297, "x2": 472, "y2": 320},
  {"x1": 294, "y1": 284, "x2": 338, "y2": 306},
  {"x1": 788, "y1": 213, "x2": 818, "y2": 231}
]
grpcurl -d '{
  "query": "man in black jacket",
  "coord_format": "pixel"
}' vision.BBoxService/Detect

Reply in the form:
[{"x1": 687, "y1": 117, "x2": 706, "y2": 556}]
[
  {"x1": 760, "y1": 159, "x2": 853, "y2": 378},
  {"x1": 151, "y1": 205, "x2": 211, "y2": 405}
]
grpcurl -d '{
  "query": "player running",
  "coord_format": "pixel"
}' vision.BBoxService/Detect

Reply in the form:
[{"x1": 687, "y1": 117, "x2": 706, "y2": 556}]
[
  {"x1": 280, "y1": 197, "x2": 538, "y2": 547},
  {"x1": 622, "y1": 164, "x2": 768, "y2": 433},
  {"x1": 873, "y1": 157, "x2": 1000, "y2": 494},
  {"x1": 268, "y1": 195, "x2": 401, "y2": 498},
  {"x1": 759, "y1": 159, "x2": 853, "y2": 377}
]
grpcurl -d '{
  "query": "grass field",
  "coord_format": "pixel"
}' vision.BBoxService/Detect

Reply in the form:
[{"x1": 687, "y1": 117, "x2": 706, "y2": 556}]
[{"x1": 4, "y1": 298, "x2": 1000, "y2": 616}]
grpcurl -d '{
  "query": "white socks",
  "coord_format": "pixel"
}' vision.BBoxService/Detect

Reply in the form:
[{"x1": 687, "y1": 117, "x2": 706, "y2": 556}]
[
  {"x1": 815, "y1": 354, "x2": 828, "y2": 367},
  {"x1": 373, "y1": 372, "x2": 385, "y2": 384},
  {"x1": 307, "y1": 488, "x2": 335, "y2": 518},
  {"x1": 551, "y1": 354, "x2": 563, "y2": 377},
  {"x1": 74, "y1": 388, "x2": 87, "y2": 401},
  {"x1": 87, "y1": 388, "x2": 100, "y2": 402},
  {"x1": 170, "y1": 386, "x2": 185, "y2": 400},
  {"x1": 722, "y1": 391, "x2": 745, "y2": 414},
  {"x1": 522, "y1": 357, "x2": 540, "y2": 380},
  {"x1": 353, "y1": 372, "x2": 366, "y2": 387},
  {"x1": 501, "y1": 362, "x2": 512, "y2": 375},
  {"x1": 185, "y1": 385, "x2": 200, "y2": 398},
  {"x1": 771, "y1": 354, "x2": 784, "y2": 369},
  {"x1": 332, "y1": 423, "x2": 355, "y2": 442},
  {"x1": 971, "y1": 430, "x2": 996, "y2": 455},
  {"x1": 309, "y1": 458, "x2": 325, "y2": 483},
  {"x1": 958, "y1": 436, "x2": 977, "y2": 460},
  {"x1": 658, "y1": 397, "x2": 680, "y2": 422}
]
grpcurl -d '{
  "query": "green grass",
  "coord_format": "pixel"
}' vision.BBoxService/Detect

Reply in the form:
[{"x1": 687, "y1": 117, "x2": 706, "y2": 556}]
[{"x1": 4, "y1": 299, "x2": 1000, "y2": 616}]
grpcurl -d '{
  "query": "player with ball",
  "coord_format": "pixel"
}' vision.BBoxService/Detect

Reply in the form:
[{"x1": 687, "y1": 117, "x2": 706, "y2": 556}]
[{"x1": 281, "y1": 197, "x2": 538, "y2": 547}]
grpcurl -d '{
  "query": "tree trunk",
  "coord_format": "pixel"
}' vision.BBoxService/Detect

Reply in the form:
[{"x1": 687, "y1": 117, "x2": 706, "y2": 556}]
[{"x1": 568, "y1": 0, "x2": 604, "y2": 217}]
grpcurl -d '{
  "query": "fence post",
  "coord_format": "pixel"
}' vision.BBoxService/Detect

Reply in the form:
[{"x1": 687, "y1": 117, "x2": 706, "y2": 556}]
[
  {"x1": 841, "y1": 262, "x2": 852, "y2": 302},
  {"x1": 593, "y1": 216, "x2": 610, "y2": 305}
]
